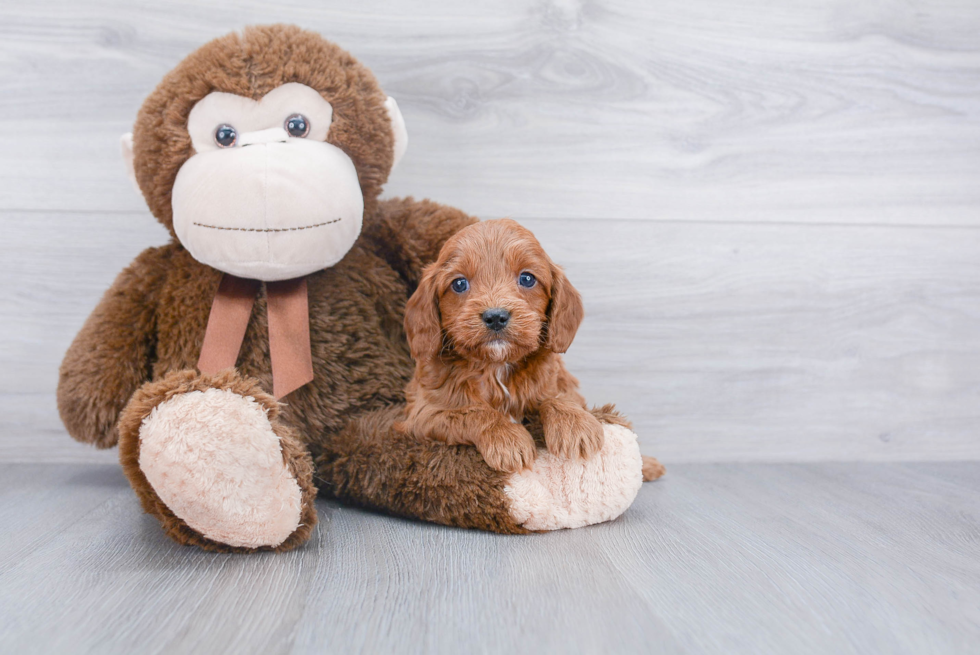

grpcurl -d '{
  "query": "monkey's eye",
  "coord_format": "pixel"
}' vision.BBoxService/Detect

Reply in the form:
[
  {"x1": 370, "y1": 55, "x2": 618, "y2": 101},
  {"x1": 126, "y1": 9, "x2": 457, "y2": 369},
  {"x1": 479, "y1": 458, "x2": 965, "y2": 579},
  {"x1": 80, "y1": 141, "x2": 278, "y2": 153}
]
[
  {"x1": 451, "y1": 277, "x2": 469, "y2": 293},
  {"x1": 213, "y1": 124, "x2": 237, "y2": 148},
  {"x1": 518, "y1": 272, "x2": 537, "y2": 288},
  {"x1": 285, "y1": 113, "x2": 311, "y2": 138}
]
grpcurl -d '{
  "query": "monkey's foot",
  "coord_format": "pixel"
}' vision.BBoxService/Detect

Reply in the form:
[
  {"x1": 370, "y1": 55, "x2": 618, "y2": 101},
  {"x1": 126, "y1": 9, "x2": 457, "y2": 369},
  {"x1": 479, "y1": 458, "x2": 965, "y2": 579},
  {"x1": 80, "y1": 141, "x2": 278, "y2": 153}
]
[
  {"x1": 118, "y1": 370, "x2": 317, "y2": 552},
  {"x1": 503, "y1": 423, "x2": 649, "y2": 530}
]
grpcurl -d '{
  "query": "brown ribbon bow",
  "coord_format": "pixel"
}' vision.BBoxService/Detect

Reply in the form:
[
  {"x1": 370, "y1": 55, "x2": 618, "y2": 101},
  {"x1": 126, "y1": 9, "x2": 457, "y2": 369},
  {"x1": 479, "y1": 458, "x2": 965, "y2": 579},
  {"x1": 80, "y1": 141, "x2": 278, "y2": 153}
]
[{"x1": 197, "y1": 274, "x2": 314, "y2": 399}]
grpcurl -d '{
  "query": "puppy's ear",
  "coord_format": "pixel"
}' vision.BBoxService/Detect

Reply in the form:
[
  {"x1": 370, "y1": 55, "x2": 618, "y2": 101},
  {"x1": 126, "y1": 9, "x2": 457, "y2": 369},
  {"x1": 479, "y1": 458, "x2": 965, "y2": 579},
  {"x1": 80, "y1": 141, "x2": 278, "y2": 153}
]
[
  {"x1": 404, "y1": 264, "x2": 443, "y2": 361},
  {"x1": 545, "y1": 264, "x2": 584, "y2": 353}
]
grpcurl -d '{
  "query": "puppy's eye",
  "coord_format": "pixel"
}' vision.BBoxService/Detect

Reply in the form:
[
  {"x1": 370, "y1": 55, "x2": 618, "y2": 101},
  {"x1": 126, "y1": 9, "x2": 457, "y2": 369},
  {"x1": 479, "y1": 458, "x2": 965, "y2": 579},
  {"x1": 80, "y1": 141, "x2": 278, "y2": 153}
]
[
  {"x1": 214, "y1": 124, "x2": 237, "y2": 148},
  {"x1": 518, "y1": 272, "x2": 537, "y2": 288},
  {"x1": 285, "y1": 113, "x2": 310, "y2": 138},
  {"x1": 451, "y1": 277, "x2": 469, "y2": 293}
]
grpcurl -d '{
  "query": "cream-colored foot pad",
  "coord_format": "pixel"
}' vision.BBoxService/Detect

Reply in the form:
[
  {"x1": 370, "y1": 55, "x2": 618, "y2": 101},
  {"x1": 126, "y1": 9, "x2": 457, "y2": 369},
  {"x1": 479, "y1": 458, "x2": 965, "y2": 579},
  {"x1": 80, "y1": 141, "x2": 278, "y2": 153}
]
[
  {"x1": 503, "y1": 424, "x2": 644, "y2": 530},
  {"x1": 138, "y1": 388, "x2": 303, "y2": 548}
]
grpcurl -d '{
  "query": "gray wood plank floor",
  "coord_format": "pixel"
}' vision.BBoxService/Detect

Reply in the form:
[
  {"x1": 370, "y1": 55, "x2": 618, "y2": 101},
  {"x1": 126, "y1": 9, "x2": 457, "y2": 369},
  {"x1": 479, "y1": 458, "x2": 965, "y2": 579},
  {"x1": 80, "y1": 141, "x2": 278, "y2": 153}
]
[{"x1": 1, "y1": 462, "x2": 977, "y2": 654}]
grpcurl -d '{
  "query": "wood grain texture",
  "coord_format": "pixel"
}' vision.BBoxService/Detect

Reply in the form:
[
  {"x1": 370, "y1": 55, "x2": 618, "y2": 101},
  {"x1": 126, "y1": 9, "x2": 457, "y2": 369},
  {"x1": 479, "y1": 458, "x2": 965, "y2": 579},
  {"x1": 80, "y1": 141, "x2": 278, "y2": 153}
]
[
  {"x1": 4, "y1": 212, "x2": 979, "y2": 462},
  {"x1": 0, "y1": 0, "x2": 978, "y2": 223},
  {"x1": 2, "y1": 6, "x2": 977, "y2": 652},
  {"x1": 0, "y1": 462, "x2": 977, "y2": 654},
  {"x1": 2, "y1": 1, "x2": 979, "y2": 462}
]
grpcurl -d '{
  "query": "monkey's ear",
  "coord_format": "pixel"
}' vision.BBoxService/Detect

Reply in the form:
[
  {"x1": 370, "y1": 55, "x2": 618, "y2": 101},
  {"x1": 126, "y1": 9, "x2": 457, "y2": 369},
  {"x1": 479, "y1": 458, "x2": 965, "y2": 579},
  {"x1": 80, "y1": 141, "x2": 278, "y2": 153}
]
[
  {"x1": 120, "y1": 133, "x2": 141, "y2": 195},
  {"x1": 384, "y1": 97, "x2": 408, "y2": 171},
  {"x1": 404, "y1": 265, "x2": 442, "y2": 361},
  {"x1": 545, "y1": 264, "x2": 585, "y2": 354}
]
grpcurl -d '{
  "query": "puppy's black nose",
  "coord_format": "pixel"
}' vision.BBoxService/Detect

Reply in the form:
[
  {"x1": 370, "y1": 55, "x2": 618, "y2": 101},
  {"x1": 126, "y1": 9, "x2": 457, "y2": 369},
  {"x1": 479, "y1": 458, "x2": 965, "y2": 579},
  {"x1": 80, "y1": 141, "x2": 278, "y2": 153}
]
[{"x1": 482, "y1": 308, "x2": 511, "y2": 332}]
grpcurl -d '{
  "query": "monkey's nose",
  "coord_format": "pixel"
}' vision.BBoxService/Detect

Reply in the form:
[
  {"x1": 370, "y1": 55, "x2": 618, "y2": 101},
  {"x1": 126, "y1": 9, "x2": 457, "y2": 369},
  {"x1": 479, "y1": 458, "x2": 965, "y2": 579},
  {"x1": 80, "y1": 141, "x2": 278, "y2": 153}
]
[
  {"x1": 482, "y1": 308, "x2": 511, "y2": 332},
  {"x1": 238, "y1": 127, "x2": 289, "y2": 147}
]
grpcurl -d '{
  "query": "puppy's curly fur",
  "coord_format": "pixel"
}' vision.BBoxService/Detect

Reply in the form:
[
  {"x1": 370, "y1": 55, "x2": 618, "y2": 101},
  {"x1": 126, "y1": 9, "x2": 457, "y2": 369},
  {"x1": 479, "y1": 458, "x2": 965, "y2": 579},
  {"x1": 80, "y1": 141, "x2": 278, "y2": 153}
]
[{"x1": 398, "y1": 219, "x2": 609, "y2": 473}]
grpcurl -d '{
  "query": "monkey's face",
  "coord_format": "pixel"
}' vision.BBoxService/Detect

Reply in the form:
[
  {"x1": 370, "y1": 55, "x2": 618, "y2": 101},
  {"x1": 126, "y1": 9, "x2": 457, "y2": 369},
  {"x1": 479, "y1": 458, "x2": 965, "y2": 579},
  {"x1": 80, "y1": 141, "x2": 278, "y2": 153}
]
[
  {"x1": 170, "y1": 83, "x2": 364, "y2": 281},
  {"x1": 126, "y1": 26, "x2": 409, "y2": 282}
]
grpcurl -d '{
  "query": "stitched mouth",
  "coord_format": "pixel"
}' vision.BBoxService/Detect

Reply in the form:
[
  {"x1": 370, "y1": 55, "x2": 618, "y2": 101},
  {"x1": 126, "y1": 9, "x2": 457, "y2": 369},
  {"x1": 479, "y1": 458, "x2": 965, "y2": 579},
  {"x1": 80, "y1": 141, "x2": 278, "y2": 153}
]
[{"x1": 192, "y1": 218, "x2": 342, "y2": 233}]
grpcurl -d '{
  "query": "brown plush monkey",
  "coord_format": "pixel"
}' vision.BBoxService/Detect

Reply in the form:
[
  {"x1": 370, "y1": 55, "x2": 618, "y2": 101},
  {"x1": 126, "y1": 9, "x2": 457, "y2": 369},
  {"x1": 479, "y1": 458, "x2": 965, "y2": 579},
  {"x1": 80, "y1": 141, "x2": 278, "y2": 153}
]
[{"x1": 57, "y1": 25, "x2": 652, "y2": 553}]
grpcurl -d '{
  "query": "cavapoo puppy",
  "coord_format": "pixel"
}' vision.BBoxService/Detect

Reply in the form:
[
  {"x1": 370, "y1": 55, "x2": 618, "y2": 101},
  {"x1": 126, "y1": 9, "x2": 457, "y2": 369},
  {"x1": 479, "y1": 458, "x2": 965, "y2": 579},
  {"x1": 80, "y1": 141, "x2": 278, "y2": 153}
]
[{"x1": 399, "y1": 218, "x2": 664, "y2": 481}]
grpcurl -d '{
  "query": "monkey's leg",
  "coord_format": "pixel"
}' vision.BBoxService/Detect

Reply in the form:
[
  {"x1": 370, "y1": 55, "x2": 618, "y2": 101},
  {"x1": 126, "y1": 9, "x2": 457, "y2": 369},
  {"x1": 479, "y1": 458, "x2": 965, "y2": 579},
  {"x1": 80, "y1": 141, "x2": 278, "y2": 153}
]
[
  {"x1": 313, "y1": 406, "x2": 649, "y2": 532},
  {"x1": 117, "y1": 370, "x2": 317, "y2": 553},
  {"x1": 589, "y1": 404, "x2": 666, "y2": 483},
  {"x1": 642, "y1": 456, "x2": 666, "y2": 481}
]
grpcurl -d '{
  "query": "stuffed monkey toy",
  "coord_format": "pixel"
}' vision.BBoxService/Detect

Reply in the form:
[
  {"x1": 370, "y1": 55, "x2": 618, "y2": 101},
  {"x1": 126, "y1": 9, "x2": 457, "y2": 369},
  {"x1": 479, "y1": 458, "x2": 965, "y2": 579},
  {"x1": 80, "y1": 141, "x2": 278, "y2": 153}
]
[{"x1": 57, "y1": 24, "x2": 652, "y2": 553}]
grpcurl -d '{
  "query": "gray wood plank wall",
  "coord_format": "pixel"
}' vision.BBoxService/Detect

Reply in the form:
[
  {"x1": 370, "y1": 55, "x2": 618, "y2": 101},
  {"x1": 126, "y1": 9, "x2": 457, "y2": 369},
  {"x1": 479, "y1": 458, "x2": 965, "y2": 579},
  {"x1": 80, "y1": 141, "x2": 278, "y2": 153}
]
[{"x1": 2, "y1": 0, "x2": 979, "y2": 463}]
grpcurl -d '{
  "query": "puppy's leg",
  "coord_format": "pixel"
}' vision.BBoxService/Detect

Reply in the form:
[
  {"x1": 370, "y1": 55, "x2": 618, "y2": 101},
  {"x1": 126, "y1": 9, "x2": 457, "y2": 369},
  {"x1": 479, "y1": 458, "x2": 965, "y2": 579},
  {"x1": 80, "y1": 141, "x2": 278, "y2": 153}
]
[
  {"x1": 411, "y1": 405, "x2": 536, "y2": 473},
  {"x1": 539, "y1": 397, "x2": 605, "y2": 460},
  {"x1": 473, "y1": 420, "x2": 538, "y2": 474}
]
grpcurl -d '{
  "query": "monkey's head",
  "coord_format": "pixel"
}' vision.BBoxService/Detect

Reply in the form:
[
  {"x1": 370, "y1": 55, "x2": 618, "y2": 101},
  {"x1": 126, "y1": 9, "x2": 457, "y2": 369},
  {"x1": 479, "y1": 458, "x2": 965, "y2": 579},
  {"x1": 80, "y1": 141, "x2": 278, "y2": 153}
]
[{"x1": 124, "y1": 25, "x2": 407, "y2": 281}]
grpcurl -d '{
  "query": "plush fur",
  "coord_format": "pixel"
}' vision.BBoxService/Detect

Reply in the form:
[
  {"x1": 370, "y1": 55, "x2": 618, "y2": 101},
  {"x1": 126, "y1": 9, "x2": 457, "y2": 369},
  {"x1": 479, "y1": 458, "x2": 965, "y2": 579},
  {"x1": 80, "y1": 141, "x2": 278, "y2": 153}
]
[
  {"x1": 131, "y1": 25, "x2": 395, "y2": 237},
  {"x1": 504, "y1": 423, "x2": 644, "y2": 530},
  {"x1": 138, "y1": 387, "x2": 304, "y2": 548},
  {"x1": 116, "y1": 369, "x2": 318, "y2": 553},
  {"x1": 315, "y1": 406, "x2": 529, "y2": 534},
  {"x1": 399, "y1": 219, "x2": 606, "y2": 472},
  {"x1": 58, "y1": 25, "x2": 660, "y2": 552}
]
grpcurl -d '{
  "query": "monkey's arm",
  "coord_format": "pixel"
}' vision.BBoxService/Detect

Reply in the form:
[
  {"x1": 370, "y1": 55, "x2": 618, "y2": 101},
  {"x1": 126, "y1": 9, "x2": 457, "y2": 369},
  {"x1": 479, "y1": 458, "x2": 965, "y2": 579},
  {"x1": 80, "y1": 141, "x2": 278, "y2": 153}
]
[
  {"x1": 313, "y1": 407, "x2": 531, "y2": 534},
  {"x1": 57, "y1": 246, "x2": 171, "y2": 448},
  {"x1": 313, "y1": 402, "x2": 649, "y2": 535},
  {"x1": 366, "y1": 197, "x2": 478, "y2": 287}
]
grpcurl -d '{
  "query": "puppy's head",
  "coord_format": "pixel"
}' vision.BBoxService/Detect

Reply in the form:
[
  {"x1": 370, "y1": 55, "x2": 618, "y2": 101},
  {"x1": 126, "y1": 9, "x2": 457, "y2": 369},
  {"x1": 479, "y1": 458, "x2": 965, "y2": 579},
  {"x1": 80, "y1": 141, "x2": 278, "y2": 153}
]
[{"x1": 405, "y1": 219, "x2": 584, "y2": 364}]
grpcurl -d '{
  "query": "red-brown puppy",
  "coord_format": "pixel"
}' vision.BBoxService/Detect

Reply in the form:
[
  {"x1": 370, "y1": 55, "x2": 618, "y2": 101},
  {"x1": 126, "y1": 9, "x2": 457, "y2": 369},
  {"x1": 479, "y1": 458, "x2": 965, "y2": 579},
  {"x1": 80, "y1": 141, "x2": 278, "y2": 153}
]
[{"x1": 399, "y1": 218, "x2": 603, "y2": 473}]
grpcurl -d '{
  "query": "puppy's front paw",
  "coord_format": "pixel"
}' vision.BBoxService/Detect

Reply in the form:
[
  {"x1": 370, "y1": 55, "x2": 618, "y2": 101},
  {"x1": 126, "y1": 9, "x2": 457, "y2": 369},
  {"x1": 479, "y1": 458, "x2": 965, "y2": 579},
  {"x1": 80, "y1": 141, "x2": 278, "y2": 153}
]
[
  {"x1": 477, "y1": 423, "x2": 536, "y2": 473},
  {"x1": 544, "y1": 408, "x2": 605, "y2": 460}
]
